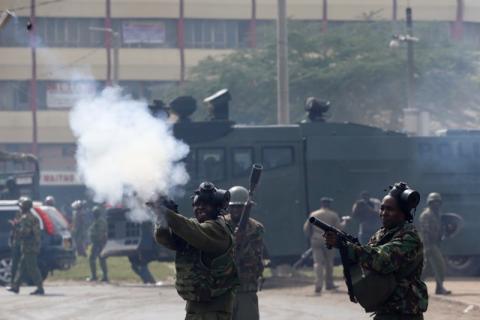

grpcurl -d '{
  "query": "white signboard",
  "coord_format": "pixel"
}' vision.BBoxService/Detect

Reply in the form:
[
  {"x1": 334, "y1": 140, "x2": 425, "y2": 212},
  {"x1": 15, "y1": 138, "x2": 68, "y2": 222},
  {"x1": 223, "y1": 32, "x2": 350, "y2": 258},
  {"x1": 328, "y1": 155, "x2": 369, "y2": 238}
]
[
  {"x1": 46, "y1": 82, "x2": 96, "y2": 109},
  {"x1": 40, "y1": 171, "x2": 82, "y2": 186},
  {"x1": 122, "y1": 22, "x2": 166, "y2": 44}
]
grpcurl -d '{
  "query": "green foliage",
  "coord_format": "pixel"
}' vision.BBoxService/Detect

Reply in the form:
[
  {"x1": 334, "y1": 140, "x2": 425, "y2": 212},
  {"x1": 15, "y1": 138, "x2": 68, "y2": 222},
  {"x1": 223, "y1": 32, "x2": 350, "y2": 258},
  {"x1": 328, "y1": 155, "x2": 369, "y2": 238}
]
[
  {"x1": 47, "y1": 256, "x2": 175, "y2": 283},
  {"x1": 165, "y1": 21, "x2": 480, "y2": 130}
]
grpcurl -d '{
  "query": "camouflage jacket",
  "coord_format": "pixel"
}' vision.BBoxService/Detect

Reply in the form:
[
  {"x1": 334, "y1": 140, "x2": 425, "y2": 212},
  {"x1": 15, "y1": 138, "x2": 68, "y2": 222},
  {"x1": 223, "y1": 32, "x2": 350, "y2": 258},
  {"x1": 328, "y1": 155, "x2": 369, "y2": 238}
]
[
  {"x1": 418, "y1": 208, "x2": 442, "y2": 247},
  {"x1": 225, "y1": 215, "x2": 265, "y2": 292},
  {"x1": 155, "y1": 210, "x2": 238, "y2": 313},
  {"x1": 346, "y1": 223, "x2": 428, "y2": 315},
  {"x1": 9, "y1": 211, "x2": 22, "y2": 247},
  {"x1": 88, "y1": 217, "x2": 108, "y2": 245},
  {"x1": 18, "y1": 213, "x2": 41, "y2": 254}
]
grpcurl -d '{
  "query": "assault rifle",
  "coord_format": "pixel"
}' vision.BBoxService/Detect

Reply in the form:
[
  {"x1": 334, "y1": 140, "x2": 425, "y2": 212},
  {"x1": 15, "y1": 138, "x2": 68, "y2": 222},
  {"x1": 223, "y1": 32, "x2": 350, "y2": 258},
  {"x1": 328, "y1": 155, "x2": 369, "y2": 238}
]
[{"x1": 309, "y1": 216, "x2": 360, "y2": 303}]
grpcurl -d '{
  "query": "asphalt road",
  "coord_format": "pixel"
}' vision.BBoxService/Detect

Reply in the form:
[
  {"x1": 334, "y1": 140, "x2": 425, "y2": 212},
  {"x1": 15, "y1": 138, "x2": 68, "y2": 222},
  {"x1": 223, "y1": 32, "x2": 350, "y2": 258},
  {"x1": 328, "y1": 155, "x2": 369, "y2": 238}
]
[{"x1": 0, "y1": 282, "x2": 478, "y2": 320}]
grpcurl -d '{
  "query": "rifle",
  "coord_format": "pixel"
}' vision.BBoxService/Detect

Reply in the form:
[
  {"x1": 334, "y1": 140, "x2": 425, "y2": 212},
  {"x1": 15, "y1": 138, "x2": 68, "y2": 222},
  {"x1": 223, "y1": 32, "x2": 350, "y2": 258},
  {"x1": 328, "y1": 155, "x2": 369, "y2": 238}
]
[
  {"x1": 234, "y1": 164, "x2": 263, "y2": 236},
  {"x1": 309, "y1": 216, "x2": 360, "y2": 303},
  {"x1": 292, "y1": 248, "x2": 312, "y2": 269}
]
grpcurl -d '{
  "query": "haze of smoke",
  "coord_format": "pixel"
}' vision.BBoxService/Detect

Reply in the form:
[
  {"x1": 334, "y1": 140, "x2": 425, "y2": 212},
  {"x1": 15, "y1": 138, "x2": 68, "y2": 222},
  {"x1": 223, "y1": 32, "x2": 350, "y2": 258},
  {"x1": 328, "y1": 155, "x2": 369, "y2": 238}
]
[{"x1": 69, "y1": 87, "x2": 190, "y2": 221}]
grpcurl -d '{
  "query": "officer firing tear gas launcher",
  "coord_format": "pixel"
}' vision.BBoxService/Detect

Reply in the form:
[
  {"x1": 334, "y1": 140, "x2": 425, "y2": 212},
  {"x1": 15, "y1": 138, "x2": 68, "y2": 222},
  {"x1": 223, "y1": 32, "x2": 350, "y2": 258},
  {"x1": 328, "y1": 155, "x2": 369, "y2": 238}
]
[
  {"x1": 310, "y1": 182, "x2": 429, "y2": 320},
  {"x1": 148, "y1": 182, "x2": 239, "y2": 320}
]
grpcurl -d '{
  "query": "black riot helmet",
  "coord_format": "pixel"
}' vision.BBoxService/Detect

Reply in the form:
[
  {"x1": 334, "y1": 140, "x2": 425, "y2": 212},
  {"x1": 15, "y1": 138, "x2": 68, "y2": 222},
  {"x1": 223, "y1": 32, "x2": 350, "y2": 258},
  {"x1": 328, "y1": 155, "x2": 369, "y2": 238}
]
[
  {"x1": 387, "y1": 182, "x2": 420, "y2": 222},
  {"x1": 192, "y1": 182, "x2": 230, "y2": 212},
  {"x1": 18, "y1": 196, "x2": 33, "y2": 212}
]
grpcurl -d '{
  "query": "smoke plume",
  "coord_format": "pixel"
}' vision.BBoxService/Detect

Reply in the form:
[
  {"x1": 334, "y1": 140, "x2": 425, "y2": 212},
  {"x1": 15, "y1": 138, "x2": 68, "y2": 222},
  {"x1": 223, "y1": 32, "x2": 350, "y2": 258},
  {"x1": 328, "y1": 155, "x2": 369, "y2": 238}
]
[{"x1": 69, "y1": 87, "x2": 189, "y2": 221}]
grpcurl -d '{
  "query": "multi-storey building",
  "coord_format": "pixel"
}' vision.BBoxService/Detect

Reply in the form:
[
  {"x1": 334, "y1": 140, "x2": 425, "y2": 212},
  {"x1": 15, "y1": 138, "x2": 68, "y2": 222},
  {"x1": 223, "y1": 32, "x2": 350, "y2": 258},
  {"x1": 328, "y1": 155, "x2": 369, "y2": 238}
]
[{"x1": 0, "y1": 0, "x2": 478, "y2": 198}]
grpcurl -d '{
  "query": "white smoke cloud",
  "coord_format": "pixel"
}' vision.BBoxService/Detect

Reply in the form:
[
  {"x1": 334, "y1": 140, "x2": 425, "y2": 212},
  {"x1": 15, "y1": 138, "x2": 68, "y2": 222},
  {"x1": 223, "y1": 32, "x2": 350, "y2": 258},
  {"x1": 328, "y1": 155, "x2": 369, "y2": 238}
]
[{"x1": 69, "y1": 87, "x2": 189, "y2": 221}]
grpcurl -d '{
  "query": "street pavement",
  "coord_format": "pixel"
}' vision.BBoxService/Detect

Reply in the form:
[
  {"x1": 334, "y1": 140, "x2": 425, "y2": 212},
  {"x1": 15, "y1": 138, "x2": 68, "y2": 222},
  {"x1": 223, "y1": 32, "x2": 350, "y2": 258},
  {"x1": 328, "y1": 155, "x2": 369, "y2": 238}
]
[{"x1": 0, "y1": 280, "x2": 478, "y2": 320}]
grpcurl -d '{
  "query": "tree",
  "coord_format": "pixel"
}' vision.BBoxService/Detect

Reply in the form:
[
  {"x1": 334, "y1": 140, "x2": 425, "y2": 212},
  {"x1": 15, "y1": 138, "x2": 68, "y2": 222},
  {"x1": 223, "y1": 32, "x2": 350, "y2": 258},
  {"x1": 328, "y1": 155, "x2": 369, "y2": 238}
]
[{"x1": 164, "y1": 21, "x2": 480, "y2": 131}]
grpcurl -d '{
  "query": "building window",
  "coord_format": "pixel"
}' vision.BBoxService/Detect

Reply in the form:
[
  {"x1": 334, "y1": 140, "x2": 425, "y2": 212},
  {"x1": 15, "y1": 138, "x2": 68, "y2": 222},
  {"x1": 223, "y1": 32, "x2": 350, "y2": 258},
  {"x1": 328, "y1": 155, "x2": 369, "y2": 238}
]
[
  {"x1": 0, "y1": 17, "x2": 30, "y2": 46},
  {"x1": 35, "y1": 18, "x2": 104, "y2": 48},
  {"x1": 232, "y1": 148, "x2": 253, "y2": 177},
  {"x1": 119, "y1": 81, "x2": 174, "y2": 101},
  {"x1": 0, "y1": 81, "x2": 30, "y2": 111},
  {"x1": 198, "y1": 148, "x2": 225, "y2": 181},
  {"x1": 262, "y1": 146, "x2": 294, "y2": 170},
  {"x1": 185, "y1": 19, "x2": 248, "y2": 49},
  {"x1": 114, "y1": 19, "x2": 177, "y2": 48}
]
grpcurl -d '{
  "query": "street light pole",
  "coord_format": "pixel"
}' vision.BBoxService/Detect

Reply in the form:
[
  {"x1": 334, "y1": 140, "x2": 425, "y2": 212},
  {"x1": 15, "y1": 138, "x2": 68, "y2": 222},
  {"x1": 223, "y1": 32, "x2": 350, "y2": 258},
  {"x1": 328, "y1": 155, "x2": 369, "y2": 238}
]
[
  {"x1": 105, "y1": 0, "x2": 112, "y2": 86},
  {"x1": 112, "y1": 33, "x2": 120, "y2": 85},
  {"x1": 90, "y1": 27, "x2": 119, "y2": 86},
  {"x1": 406, "y1": 7, "x2": 415, "y2": 110},
  {"x1": 277, "y1": 0, "x2": 290, "y2": 124},
  {"x1": 30, "y1": 0, "x2": 38, "y2": 156}
]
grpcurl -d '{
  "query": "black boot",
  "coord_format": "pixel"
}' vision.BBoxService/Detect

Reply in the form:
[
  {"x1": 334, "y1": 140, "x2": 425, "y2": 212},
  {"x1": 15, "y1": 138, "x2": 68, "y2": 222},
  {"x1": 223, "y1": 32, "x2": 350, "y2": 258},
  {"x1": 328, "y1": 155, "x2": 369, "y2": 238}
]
[
  {"x1": 30, "y1": 287, "x2": 45, "y2": 295},
  {"x1": 6, "y1": 286, "x2": 19, "y2": 294}
]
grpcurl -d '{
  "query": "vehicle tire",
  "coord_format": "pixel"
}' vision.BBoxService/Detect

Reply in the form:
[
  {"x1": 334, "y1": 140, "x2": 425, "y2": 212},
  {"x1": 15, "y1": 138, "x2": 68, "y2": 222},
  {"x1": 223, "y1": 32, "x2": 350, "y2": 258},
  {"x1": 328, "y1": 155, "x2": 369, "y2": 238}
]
[
  {"x1": 445, "y1": 255, "x2": 480, "y2": 277},
  {"x1": 0, "y1": 255, "x2": 12, "y2": 286}
]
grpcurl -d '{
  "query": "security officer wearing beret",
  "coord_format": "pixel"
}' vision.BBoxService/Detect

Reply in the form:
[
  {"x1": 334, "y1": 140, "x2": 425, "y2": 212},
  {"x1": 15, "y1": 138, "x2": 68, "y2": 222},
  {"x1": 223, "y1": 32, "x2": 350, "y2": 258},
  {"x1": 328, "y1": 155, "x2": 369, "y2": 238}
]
[
  {"x1": 325, "y1": 182, "x2": 428, "y2": 319},
  {"x1": 224, "y1": 186, "x2": 265, "y2": 320},
  {"x1": 7, "y1": 197, "x2": 44, "y2": 295},
  {"x1": 419, "y1": 192, "x2": 451, "y2": 295},
  {"x1": 303, "y1": 197, "x2": 341, "y2": 294},
  {"x1": 154, "y1": 182, "x2": 239, "y2": 320}
]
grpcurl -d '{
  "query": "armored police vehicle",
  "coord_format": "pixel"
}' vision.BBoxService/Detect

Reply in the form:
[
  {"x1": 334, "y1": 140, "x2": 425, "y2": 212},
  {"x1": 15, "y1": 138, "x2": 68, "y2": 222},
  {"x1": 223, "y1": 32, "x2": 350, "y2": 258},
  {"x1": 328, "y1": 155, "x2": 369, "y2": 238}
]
[{"x1": 156, "y1": 90, "x2": 479, "y2": 276}]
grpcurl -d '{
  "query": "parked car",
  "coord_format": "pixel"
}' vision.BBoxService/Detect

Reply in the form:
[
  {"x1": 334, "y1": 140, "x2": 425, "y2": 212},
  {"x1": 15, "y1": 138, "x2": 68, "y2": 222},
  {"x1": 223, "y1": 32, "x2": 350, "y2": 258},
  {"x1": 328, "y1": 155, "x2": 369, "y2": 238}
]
[{"x1": 0, "y1": 200, "x2": 76, "y2": 285}]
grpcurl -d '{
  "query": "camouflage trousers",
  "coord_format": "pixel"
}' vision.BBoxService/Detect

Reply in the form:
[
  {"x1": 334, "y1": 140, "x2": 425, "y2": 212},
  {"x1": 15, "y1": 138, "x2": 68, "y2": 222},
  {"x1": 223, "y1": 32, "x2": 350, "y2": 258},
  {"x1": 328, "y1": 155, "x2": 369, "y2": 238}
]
[
  {"x1": 10, "y1": 244, "x2": 21, "y2": 286},
  {"x1": 312, "y1": 245, "x2": 335, "y2": 291},
  {"x1": 424, "y1": 245, "x2": 445, "y2": 287},
  {"x1": 13, "y1": 252, "x2": 43, "y2": 289},
  {"x1": 89, "y1": 243, "x2": 108, "y2": 280},
  {"x1": 185, "y1": 311, "x2": 232, "y2": 320},
  {"x1": 232, "y1": 291, "x2": 259, "y2": 320},
  {"x1": 374, "y1": 314, "x2": 424, "y2": 320}
]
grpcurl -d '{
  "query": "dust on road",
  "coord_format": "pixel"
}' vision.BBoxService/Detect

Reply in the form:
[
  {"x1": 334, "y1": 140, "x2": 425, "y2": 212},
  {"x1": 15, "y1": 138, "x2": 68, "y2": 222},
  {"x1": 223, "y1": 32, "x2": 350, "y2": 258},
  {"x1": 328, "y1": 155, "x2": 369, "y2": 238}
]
[{"x1": 0, "y1": 282, "x2": 478, "y2": 320}]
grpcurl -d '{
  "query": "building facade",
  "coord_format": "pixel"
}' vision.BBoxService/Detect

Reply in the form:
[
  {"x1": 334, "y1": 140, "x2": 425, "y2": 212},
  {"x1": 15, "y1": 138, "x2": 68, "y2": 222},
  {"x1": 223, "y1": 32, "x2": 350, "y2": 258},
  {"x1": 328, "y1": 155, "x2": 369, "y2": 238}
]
[{"x1": 0, "y1": 0, "x2": 479, "y2": 195}]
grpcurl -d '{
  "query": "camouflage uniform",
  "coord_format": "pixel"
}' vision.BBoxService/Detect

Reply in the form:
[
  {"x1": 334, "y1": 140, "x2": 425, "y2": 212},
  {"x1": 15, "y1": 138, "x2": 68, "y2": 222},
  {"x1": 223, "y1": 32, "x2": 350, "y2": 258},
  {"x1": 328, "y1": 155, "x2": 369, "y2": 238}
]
[
  {"x1": 418, "y1": 208, "x2": 446, "y2": 291},
  {"x1": 155, "y1": 209, "x2": 239, "y2": 320},
  {"x1": 304, "y1": 207, "x2": 340, "y2": 292},
  {"x1": 12, "y1": 212, "x2": 44, "y2": 292},
  {"x1": 345, "y1": 223, "x2": 428, "y2": 319},
  {"x1": 225, "y1": 214, "x2": 264, "y2": 320},
  {"x1": 8, "y1": 210, "x2": 22, "y2": 287},
  {"x1": 88, "y1": 214, "x2": 108, "y2": 281}
]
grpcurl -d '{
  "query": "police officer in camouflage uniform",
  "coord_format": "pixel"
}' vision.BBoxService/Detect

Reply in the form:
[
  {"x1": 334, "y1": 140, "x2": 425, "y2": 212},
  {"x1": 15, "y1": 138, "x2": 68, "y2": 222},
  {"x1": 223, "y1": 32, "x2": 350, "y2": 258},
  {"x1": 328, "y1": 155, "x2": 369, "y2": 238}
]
[
  {"x1": 7, "y1": 197, "x2": 44, "y2": 295},
  {"x1": 419, "y1": 193, "x2": 451, "y2": 295},
  {"x1": 154, "y1": 182, "x2": 239, "y2": 320},
  {"x1": 87, "y1": 206, "x2": 109, "y2": 282},
  {"x1": 303, "y1": 197, "x2": 340, "y2": 294},
  {"x1": 7, "y1": 206, "x2": 22, "y2": 288},
  {"x1": 224, "y1": 186, "x2": 264, "y2": 320},
  {"x1": 326, "y1": 182, "x2": 428, "y2": 319}
]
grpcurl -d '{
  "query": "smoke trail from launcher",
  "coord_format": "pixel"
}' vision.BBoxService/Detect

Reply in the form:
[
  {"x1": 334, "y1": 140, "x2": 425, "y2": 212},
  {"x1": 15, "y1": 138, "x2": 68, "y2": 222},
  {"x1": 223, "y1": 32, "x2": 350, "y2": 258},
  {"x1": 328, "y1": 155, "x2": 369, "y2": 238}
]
[{"x1": 69, "y1": 87, "x2": 190, "y2": 222}]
